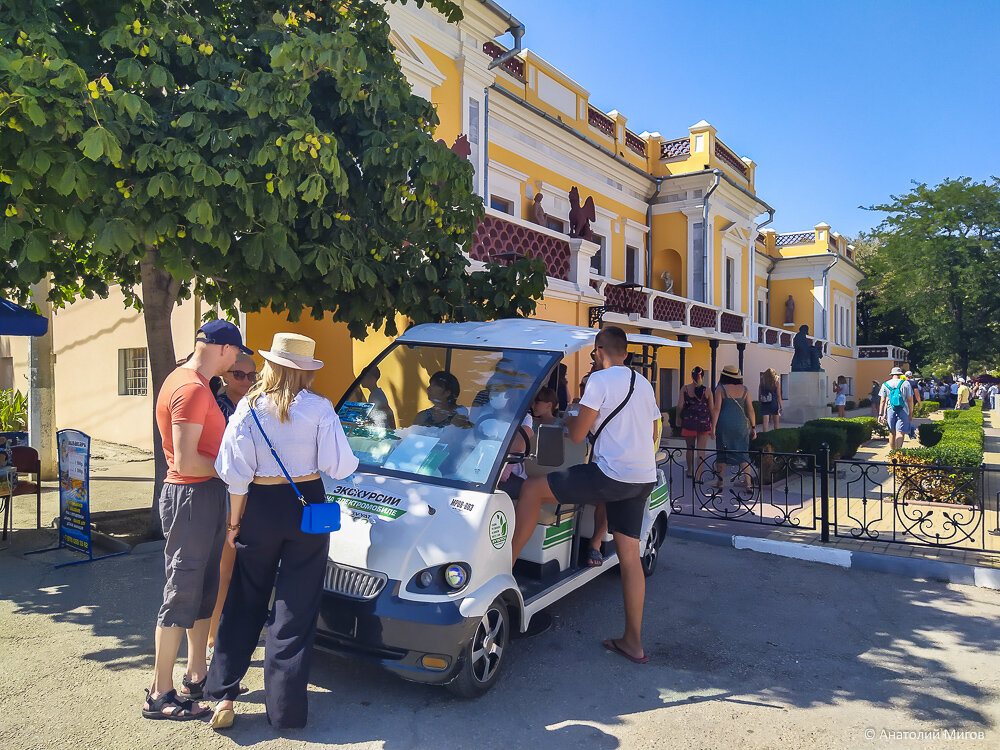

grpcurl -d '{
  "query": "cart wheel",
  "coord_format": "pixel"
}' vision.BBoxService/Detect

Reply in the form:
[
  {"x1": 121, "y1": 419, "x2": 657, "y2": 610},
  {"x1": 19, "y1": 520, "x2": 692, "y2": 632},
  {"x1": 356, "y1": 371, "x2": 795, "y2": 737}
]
[
  {"x1": 641, "y1": 516, "x2": 666, "y2": 577},
  {"x1": 447, "y1": 597, "x2": 510, "y2": 698}
]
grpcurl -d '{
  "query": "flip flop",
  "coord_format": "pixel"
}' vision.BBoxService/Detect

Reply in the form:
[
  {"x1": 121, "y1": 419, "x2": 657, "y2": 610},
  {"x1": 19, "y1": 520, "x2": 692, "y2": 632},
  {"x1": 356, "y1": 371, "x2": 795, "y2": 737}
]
[
  {"x1": 586, "y1": 548, "x2": 604, "y2": 567},
  {"x1": 602, "y1": 638, "x2": 649, "y2": 664}
]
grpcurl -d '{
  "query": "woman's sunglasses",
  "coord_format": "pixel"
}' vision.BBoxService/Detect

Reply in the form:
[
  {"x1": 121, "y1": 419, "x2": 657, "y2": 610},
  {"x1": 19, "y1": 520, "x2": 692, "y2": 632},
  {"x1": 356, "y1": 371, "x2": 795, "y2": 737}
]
[{"x1": 228, "y1": 369, "x2": 257, "y2": 383}]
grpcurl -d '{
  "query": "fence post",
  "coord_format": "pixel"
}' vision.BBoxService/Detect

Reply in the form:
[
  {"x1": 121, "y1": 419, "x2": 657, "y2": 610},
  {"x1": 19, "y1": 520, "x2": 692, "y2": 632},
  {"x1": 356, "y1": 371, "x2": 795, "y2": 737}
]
[{"x1": 820, "y1": 442, "x2": 830, "y2": 542}]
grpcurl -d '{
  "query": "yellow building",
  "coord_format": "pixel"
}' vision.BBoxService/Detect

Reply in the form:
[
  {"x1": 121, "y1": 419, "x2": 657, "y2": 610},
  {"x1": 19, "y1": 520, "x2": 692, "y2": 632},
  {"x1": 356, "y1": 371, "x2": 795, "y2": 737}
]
[{"x1": 1, "y1": 0, "x2": 908, "y2": 450}]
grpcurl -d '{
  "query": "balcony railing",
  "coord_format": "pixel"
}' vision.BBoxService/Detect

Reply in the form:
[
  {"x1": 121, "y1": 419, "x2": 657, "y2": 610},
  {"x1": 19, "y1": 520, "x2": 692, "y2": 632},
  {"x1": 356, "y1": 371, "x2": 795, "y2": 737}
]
[
  {"x1": 588, "y1": 107, "x2": 615, "y2": 138},
  {"x1": 756, "y1": 323, "x2": 832, "y2": 356},
  {"x1": 595, "y1": 280, "x2": 749, "y2": 340},
  {"x1": 624, "y1": 129, "x2": 646, "y2": 157},
  {"x1": 858, "y1": 345, "x2": 910, "y2": 362},
  {"x1": 775, "y1": 231, "x2": 814, "y2": 247},
  {"x1": 469, "y1": 209, "x2": 571, "y2": 281},
  {"x1": 714, "y1": 140, "x2": 748, "y2": 177},
  {"x1": 660, "y1": 137, "x2": 691, "y2": 159},
  {"x1": 483, "y1": 41, "x2": 525, "y2": 79}
]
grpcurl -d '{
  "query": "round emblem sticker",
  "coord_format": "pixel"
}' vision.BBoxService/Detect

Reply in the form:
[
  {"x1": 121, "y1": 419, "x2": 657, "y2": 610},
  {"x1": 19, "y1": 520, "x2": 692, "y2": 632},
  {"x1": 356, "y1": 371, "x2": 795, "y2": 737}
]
[{"x1": 489, "y1": 511, "x2": 508, "y2": 549}]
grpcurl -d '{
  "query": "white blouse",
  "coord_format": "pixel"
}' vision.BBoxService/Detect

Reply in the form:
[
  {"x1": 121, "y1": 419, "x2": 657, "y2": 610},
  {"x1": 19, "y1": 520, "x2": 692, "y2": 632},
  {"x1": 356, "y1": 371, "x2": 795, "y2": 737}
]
[{"x1": 216, "y1": 391, "x2": 359, "y2": 495}]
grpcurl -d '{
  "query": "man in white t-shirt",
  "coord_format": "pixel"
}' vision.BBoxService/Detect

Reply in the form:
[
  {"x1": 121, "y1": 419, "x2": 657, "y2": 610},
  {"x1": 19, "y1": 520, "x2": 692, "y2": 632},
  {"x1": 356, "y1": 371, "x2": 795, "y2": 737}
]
[{"x1": 512, "y1": 326, "x2": 661, "y2": 665}]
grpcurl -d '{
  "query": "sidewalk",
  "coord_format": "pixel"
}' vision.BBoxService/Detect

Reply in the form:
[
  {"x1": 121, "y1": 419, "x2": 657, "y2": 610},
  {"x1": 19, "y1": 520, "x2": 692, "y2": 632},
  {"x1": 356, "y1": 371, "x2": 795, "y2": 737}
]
[{"x1": 663, "y1": 407, "x2": 1000, "y2": 588}]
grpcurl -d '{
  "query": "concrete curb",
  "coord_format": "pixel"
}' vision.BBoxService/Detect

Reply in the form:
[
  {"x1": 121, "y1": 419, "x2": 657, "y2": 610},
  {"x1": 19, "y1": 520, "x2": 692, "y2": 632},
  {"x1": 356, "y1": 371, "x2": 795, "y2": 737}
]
[
  {"x1": 131, "y1": 539, "x2": 167, "y2": 556},
  {"x1": 667, "y1": 524, "x2": 1000, "y2": 591}
]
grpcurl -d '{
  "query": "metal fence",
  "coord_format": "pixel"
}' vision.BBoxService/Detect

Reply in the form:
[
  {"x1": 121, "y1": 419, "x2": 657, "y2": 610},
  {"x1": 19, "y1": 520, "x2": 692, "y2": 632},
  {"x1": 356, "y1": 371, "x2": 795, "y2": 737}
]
[{"x1": 659, "y1": 445, "x2": 1000, "y2": 554}]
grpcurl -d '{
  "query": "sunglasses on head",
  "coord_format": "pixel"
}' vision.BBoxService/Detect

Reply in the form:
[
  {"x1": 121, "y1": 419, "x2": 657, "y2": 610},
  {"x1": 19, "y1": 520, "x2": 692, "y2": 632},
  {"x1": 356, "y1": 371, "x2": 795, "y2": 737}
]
[{"x1": 228, "y1": 369, "x2": 257, "y2": 382}]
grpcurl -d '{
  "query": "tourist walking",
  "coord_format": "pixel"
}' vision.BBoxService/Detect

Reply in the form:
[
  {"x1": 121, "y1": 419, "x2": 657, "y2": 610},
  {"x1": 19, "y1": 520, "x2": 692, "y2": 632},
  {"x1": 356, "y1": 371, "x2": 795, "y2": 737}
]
[
  {"x1": 205, "y1": 333, "x2": 359, "y2": 730},
  {"x1": 833, "y1": 375, "x2": 848, "y2": 418},
  {"x1": 956, "y1": 378, "x2": 971, "y2": 410},
  {"x1": 676, "y1": 366, "x2": 713, "y2": 480},
  {"x1": 142, "y1": 320, "x2": 249, "y2": 721},
  {"x1": 879, "y1": 367, "x2": 914, "y2": 451},
  {"x1": 757, "y1": 368, "x2": 782, "y2": 432},
  {"x1": 710, "y1": 365, "x2": 756, "y2": 491}
]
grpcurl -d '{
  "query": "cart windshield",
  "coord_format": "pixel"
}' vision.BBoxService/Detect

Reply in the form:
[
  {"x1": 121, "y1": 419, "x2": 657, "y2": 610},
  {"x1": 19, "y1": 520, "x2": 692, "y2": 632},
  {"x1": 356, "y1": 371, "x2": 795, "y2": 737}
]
[{"x1": 337, "y1": 344, "x2": 558, "y2": 491}]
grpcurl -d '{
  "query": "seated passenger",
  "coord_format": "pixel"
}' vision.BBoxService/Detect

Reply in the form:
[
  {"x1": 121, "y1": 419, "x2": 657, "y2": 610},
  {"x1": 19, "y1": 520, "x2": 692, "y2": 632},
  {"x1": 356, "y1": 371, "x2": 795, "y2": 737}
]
[
  {"x1": 473, "y1": 367, "x2": 533, "y2": 499},
  {"x1": 414, "y1": 371, "x2": 471, "y2": 429},
  {"x1": 531, "y1": 387, "x2": 564, "y2": 429},
  {"x1": 359, "y1": 365, "x2": 396, "y2": 430}
]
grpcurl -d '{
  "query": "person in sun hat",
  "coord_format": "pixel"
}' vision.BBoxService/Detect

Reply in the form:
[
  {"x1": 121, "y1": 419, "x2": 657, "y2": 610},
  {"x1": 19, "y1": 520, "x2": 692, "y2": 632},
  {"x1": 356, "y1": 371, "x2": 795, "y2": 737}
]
[
  {"x1": 143, "y1": 319, "x2": 251, "y2": 721},
  {"x1": 205, "y1": 333, "x2": 359, "y2": 731},
  {"x1": 879, "y1": 367, "x2": 914, "y2": 451},
  {"x1": 709, "y1": 365, "x2": 756, "y2": 491}
]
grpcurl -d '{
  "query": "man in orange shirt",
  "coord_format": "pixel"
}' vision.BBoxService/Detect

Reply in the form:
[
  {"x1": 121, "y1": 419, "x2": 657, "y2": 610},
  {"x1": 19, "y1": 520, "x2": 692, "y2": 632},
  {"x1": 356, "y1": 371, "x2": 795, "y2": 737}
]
[{"x1": 142, "y1": 320, "x2": 251, "y2": 721}]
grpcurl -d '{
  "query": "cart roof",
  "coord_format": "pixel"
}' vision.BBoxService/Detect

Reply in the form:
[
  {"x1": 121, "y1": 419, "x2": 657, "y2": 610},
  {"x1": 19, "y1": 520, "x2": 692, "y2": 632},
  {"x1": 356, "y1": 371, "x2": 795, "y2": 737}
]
[{"x1": 397, "y1": 320, "x2": 691, "y2": 355}]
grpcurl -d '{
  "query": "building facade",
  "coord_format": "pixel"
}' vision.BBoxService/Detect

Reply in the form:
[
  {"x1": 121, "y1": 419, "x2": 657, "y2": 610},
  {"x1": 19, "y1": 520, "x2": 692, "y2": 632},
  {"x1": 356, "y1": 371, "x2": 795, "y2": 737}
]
[{"x1": 1, "y1": 0, "x2": 907, "y2": 450}]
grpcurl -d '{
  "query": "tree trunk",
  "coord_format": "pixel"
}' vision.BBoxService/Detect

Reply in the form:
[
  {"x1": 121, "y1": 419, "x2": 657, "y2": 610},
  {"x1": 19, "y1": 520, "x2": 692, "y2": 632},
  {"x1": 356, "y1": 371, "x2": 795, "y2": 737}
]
[{"x1": 140, "y1": 247, "x2": 181, "y2": 539}]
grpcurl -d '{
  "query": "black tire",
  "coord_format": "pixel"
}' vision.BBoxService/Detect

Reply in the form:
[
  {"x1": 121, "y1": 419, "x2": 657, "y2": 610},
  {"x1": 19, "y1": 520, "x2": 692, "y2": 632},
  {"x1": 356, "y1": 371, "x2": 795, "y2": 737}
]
[
  {"x1": 446, "y1": 597, "x2": 510, "y2": 698},
  {"x1": 641, "y1": 516, "x2": 666, "y2": 577}
]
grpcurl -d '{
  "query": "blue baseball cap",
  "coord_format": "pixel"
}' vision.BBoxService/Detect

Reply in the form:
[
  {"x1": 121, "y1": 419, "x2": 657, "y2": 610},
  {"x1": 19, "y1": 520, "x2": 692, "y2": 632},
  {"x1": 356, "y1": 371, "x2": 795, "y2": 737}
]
[{"x1": 196, "y1": 319, "x2": 253, "y2": 355}]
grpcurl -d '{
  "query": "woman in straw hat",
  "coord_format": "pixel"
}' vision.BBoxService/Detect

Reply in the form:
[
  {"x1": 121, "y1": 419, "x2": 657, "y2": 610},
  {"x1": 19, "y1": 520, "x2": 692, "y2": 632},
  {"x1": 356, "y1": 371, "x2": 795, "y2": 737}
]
[
  {"x1": 205, "y1": 333, "x2": 359, "y2": 730},
  {"x1": 710, "y1": 365, "x2": 757, "y2": 491}
]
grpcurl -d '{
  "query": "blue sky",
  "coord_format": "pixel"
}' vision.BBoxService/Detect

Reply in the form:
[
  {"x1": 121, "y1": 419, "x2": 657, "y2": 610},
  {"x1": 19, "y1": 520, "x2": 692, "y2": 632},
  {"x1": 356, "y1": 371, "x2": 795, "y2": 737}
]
[{"x1": 493, "y1": 0, "x2": 1000, "y2": 237}]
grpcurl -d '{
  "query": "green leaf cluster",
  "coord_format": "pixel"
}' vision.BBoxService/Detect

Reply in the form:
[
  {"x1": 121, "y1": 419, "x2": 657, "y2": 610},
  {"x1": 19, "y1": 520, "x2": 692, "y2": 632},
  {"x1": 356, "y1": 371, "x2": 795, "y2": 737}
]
[
  {"x1": 0, "y1": 0, "x2": 542, "y2": 342},
  {"x1": 896, "y1": 404, "x2": 984, "y2": 467}
]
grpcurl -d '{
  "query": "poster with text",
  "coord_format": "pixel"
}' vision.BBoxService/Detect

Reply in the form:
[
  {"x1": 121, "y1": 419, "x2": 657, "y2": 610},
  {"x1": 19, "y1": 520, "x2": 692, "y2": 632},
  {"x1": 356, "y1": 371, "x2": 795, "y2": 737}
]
[{"x1": 57, "y1": 430, "x2": 91, "y2": 556}]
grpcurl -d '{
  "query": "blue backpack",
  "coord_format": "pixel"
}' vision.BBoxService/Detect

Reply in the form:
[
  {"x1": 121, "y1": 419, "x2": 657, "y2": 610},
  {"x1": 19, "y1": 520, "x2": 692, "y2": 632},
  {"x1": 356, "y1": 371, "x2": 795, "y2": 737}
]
[{"x1": 885, "y1": 380, "x2": 907, "y2": 410}]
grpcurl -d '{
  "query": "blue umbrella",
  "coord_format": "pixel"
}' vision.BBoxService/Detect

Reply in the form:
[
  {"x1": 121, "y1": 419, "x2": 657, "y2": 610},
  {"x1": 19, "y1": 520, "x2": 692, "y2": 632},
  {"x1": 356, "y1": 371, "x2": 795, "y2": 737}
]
[{"x1": 0, "y1": 299, "x2": 48, "y2": 336}]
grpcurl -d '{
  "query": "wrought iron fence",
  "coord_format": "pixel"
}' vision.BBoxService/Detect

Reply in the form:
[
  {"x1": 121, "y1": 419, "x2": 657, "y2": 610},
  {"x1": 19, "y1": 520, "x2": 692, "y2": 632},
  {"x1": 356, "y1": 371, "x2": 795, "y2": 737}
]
[
  {"x1": 832, "y1": 457, "x2": 1000, "y2": 551},
  {"x1": 660, "y1": 447, "x2": 819, "y2": 530},
  {"x1": 658, "y1": 444, "x2": 1000, "y2": 554}
]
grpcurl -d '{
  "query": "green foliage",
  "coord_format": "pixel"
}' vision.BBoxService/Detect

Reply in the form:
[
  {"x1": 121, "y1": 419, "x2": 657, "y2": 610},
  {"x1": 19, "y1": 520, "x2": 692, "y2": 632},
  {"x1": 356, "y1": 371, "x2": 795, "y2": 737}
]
[
  {"x1": 912, "y1": 400, "x2": 939, "y2": 418},
  {"x1": 861, "y1": 178, "x2": 1000, "y2": 374},
  {"x1": 896, "y1": 404, "x2": 983, "y2": 467},
  {"x1": 751, "y1": 400, "x2": 762, "y2": 424},
  {"x1": 0, "y1": 389, "x2": 27, "y2": 431},
  {"x1": 750, "y1": 427, "x2": 799, "y2": 454},
  {"x1": 0, "y1": 0, "x2": 543, "y2": 338},
  {"x1": 858, "y1": 397, "x2": 872, "y2": 408},
  {"x1": 799, "y1": 424, "x2": 847, "y2": 463},
  {"x1": 805, "y1": 417, "x2": 871, "y2": 459}
]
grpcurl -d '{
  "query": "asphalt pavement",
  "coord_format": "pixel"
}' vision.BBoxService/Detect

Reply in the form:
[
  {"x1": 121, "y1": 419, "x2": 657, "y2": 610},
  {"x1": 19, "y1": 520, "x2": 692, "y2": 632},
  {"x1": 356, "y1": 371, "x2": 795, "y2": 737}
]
[{"x1": 1, "y1": 526, "x2": 999, "y2": 749}]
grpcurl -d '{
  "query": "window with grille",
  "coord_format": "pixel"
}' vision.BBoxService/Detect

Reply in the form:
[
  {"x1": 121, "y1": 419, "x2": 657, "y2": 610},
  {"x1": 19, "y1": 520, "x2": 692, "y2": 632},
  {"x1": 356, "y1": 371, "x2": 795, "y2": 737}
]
[{"x1": 118, "y1": 348, "x2": 148, "y2": 396}]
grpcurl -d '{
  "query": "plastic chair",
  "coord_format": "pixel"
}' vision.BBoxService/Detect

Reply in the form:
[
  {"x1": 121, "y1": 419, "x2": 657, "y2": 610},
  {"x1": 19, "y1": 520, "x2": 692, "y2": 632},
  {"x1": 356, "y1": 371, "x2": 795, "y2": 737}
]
[{"x1": 7, "y1": 446, "x2": 42, "y2": 536}]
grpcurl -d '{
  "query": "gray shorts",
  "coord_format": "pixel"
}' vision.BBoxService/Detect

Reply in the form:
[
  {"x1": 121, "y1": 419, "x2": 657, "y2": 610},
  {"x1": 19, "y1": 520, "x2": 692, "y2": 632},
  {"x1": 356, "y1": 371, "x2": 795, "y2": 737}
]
[
  {"x1": 887, "y1": 409, "x2": 911, "y2": 436},
  {"x1": 157, "y1": 478, "x2": 227, "y2": 629}
]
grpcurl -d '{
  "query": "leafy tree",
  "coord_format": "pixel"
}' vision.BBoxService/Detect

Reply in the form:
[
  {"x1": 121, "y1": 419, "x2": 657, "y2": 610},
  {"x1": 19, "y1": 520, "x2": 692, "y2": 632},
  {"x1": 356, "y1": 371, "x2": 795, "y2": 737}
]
[
  {"x1": 1, "y1": 0, "x2": 546, "y2": 533},
  {"x1": 861, "y1": 178, "x2": 1000, "y2": 376}
]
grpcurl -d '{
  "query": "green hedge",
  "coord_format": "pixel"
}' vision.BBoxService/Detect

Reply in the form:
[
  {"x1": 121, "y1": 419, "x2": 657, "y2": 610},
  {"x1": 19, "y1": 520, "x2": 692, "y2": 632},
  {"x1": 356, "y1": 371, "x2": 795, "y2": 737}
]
[
  {"x1": 800, "y1": 424, "x2": 847, "y2": 462},
  {"x1": 896, "y1": 404, "x2": 984, "y2": 467},
  {"x1": 805, "y1": 417, "x2": 875, "y2": 459},
  {"x1": 858, "y1": 397, "x2": 872, "y2": 408},
  {"x1": 750, "y1": 427, "x2": 800, "y2": 454},
  {"x1": 912, "y1": 400, "x2": 940, "y2": 418}
]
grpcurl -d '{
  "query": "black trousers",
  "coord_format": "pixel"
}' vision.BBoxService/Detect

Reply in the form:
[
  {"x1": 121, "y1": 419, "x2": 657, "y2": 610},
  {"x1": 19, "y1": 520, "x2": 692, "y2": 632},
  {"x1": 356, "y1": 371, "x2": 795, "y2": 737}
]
[{"x1": 205, "y1": 480, "x2": 329, "y2": 729}]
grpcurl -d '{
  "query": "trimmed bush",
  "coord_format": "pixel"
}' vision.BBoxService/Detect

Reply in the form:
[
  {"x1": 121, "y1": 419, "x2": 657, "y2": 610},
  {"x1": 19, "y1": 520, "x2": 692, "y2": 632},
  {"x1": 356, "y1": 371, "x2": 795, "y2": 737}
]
[
  {"x1": 750, "y1": 427, "x2": 800, "y2": 454},
  {"x1": 805, "y1": 418, "x2": 872, "y2": 459},
  {"x1": 896, "y1": 404, "x2": 984, "y2": 468},
  {"x1": 800, "y1": 424, "x2": 847, "y2": 463},
  {"x1": 665, "y1": 406, "x2": 680, "y2": 436},
  {"x1": 751, "y1": 400, "x2": 763, "y2": 424},
  {"x1": 918, "y1": 422, "x2": 943, "y2": 447},
  {"x1": 846, "y1": 400, "x2": 856, "y2": 410},
  {"x1": 858, "y1": 397, "x2": 872, "y2": 408},
  {"x1": 912, "y1": 400, "x2": 939, "y2": 418}
]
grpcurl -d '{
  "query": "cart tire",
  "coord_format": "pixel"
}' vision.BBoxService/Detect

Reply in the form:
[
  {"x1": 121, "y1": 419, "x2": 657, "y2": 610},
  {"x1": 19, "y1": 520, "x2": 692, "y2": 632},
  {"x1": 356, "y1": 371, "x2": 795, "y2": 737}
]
[
  {"x1": 641, "y1": 516, "x2": 666, "y2": 577},
  {"x1": 447, "y1": 597, "x2": 510, "y2": 698}
]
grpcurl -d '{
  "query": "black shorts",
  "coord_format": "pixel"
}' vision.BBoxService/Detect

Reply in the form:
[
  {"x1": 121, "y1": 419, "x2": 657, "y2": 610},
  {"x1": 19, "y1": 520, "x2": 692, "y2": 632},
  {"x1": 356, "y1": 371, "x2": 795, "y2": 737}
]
[{"x1": 546, "y1": 463, "x2": 655, "y2": 540}]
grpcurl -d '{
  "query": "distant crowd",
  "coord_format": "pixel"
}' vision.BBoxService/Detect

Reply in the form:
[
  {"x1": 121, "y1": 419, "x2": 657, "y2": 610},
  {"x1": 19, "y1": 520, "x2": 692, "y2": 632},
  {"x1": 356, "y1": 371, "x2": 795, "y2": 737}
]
[{"x1": 868, "y1": 373, "x2": 998, "y2": 412}]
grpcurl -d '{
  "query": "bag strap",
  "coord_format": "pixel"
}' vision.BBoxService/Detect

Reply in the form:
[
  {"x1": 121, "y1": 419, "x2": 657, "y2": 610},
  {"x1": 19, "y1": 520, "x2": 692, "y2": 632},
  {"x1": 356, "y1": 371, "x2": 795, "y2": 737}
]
[
  {"x1": 590, "y1": 369, "x2": 637, "y2": 446},
  {"x1": 248, "y1": 403, "x2": 306, "y2": 506}
]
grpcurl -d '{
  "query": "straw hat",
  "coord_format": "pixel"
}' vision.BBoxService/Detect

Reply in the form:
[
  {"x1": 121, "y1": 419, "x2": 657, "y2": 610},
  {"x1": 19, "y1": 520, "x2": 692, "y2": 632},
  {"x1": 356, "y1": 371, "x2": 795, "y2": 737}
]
[
  {"x1": 721, "y1": 365, "x2": 742, "y2": 381},
  {"x1": 259, "y1": 333, "x2": 324, "y2": 371}
]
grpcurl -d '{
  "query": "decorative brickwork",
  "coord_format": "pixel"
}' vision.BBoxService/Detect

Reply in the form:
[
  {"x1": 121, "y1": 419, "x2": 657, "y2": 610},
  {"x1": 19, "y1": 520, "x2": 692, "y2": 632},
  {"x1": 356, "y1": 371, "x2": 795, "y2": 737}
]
[
  {"x1": 588, "y1": 107, "x2": 615, "y2": 138},
  {"x1": 652, "y1": 297, "x2": 686, "y2": 323},
  {"x1": 690, "y1": 305, "x2": 717, "y2": 328},
  {"x1": 660, "y1": 137, "x2": 691, "y2": 159},
  {"x1": 482, "y1": 41, "x2": 525, "y2": 79},
  {"x1": 624, "y1": 130, "x2": 646, "y2": 157},
  {"x1": 470, "y1": 214, "x2": 570, "y2": 281},
  {"x1": 765, "y1": 329, "x2": 779, "y2": 345},
  {"x1": 720, "y1": 312, "x2": 743, "y2": 334},
  {"x1": 780, "y1": 332, "x2": 792, "y2": 348},
  {"x1": 604, "y1": 285, "x2": 648, "y2": 316},
  {"x1": 714, "y1": 141, "x2": 748, "y2": 177}
]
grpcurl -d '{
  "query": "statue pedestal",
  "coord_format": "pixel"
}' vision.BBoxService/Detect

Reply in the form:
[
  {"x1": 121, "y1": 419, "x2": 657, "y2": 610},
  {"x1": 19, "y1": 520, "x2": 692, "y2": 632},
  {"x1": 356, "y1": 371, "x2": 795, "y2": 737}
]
[{"x1": 782, "y1": 371, "x2": 828, "y2": 425}]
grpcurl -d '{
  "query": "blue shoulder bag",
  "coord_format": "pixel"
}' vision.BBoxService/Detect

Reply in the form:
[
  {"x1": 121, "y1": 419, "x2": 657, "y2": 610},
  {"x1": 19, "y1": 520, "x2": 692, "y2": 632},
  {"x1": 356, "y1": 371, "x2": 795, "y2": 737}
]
[{"x1": 248, "y1": 404, "x2": 340, "y2": 534}]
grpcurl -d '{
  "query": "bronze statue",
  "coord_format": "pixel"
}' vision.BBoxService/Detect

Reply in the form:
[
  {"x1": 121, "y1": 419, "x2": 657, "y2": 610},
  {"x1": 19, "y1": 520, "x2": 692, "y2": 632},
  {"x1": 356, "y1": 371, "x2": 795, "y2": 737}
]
[
  {"x1": 436, "y1": 134, "x2": 471, "y2": 160},
  {"x1": 791, "y1": 324, "x2": 822, "y2": 372},
  {"x1": 784, "y1": 294, "x2": 795, "y2": 325},
  {"x1": 568, "y1": 186, "x2": 596, "y2": 240},
  {"x1": 530, "y1": 192, "x2": 546, "y2": 226}
]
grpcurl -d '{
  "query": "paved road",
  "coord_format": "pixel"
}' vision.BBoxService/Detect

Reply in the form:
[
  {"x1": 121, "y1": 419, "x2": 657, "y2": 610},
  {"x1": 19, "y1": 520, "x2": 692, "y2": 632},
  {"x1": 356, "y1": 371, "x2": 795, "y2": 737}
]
[{"x1": 2, "y1": 528, "x2": 999, "y2": 749}]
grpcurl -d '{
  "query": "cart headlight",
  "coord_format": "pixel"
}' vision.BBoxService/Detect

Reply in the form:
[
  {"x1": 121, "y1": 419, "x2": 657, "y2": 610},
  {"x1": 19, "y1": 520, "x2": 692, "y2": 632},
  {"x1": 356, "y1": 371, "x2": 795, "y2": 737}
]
[
  {"x1": 419, "y1": 570, "x2": 435, "y2": 588},
  {"x1": 444, "y1": 564, "x2": 468, "y2": 589}
]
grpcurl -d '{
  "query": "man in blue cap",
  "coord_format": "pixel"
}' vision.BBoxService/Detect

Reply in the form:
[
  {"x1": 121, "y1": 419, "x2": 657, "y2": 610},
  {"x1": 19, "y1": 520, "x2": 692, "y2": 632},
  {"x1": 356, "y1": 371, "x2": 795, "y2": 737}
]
[{"x1": 142, "y1": 320, "x2": 254, "y2": 720}]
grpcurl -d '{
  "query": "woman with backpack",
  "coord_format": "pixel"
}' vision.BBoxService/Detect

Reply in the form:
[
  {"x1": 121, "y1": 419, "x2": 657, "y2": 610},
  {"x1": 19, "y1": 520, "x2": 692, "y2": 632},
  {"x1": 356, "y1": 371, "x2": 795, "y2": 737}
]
[
  {"x1": 758, "y1": 368, "x2": 782, "y2": 432},
  {"x1": 676, "y1": 366, "x2": 712, "y2": 480}
]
